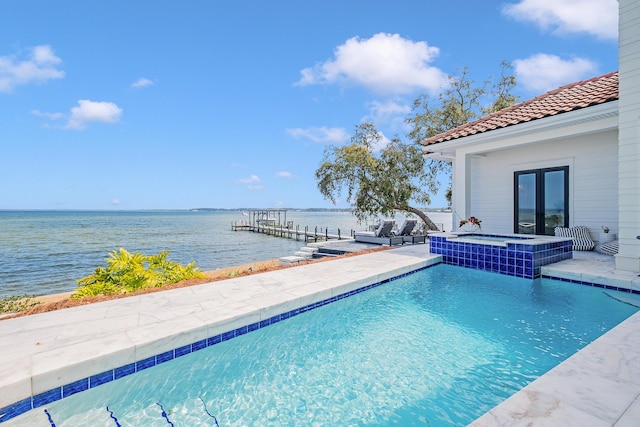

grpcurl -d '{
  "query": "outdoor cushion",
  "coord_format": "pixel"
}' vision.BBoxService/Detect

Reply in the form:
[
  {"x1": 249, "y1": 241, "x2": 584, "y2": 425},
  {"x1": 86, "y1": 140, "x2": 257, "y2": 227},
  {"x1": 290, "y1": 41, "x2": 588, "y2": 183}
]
[
  {"x1": 597, "y1": 240, "x2": 619, "y2": 256},
  {"x1": 554, "y1": 226, "x2": 595, "y2": 251}
]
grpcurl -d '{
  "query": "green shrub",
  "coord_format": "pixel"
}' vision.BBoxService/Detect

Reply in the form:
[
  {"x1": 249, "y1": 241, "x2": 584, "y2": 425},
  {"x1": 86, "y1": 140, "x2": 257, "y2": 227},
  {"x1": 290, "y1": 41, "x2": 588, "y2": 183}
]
[
  {"x1": 73, "y1": 248, "x2": 207, "y2": 299},
  {"x1": 0, "y1": 294, "x2": 41, "y2": 314},
  {"x1": 225, "y1": 269, "x2": 242, "y2": 277}
]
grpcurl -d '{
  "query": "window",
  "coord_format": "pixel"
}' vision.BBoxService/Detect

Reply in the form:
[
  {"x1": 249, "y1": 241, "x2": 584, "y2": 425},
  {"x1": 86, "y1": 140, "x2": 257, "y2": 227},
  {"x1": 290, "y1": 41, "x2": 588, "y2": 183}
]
[{"x1": 514, "y1": 166, "x2": 569, "y2": 235}]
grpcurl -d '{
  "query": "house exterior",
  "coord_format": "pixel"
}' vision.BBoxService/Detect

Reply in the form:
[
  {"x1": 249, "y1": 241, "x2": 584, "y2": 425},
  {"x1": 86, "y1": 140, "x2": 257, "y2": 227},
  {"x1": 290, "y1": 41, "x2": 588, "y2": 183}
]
[{"x1": 423, "y1": 0, "x2": 639, "y2": 273}]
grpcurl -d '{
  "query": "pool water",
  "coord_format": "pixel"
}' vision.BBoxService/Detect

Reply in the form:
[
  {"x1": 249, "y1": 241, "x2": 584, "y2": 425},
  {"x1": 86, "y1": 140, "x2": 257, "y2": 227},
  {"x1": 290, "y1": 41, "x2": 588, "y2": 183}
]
[{"x1": 18, "y1": 264, "x2": 639, "y2": 426}]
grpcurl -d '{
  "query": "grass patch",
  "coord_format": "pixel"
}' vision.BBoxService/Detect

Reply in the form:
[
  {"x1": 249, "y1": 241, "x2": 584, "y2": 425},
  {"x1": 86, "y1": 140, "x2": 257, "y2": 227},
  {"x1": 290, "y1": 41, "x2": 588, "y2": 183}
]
[{"x1": 0, "y1": 294, "x2": 41, "y2": 315}]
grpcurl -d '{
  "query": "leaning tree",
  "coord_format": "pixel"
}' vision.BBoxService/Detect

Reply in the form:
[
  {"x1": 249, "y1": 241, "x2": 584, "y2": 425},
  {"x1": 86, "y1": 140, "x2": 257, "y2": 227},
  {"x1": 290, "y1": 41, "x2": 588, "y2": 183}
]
[
  {"x1": 316, "y1": 62, "x2": 519, "y2": 230},
  {"x1": 315, "y1": 122, "x2": 441, "y2": 230}
]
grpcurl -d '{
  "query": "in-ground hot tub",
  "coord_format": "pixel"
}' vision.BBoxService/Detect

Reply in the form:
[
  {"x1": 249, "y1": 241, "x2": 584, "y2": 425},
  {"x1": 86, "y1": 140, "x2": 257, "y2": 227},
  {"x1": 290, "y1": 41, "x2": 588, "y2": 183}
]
[{"x1": 429, "y1": 232, "x2": 573, "y2": 279}]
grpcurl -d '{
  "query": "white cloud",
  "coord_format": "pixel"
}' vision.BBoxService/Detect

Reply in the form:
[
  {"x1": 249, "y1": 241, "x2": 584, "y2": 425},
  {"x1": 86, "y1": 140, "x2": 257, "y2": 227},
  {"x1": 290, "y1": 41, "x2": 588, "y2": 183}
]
[
  {"x1": 0, "y1": 45, "x2": 64, "y2": 93},
  {"x1": 239, "y1": 175, "x2": 263, "y2": 190},
  {"x1": 65, "y1": 100, "x2": 123, "y2": 130},
  {"x1": 364, "y1": 100, "x2": 411, "y2": 131},
  {"x1": 30, "y1": 109, "x2": 64, "y2": 120},
  {"x1": 286, "y1": 126, "x2": 349, "y2": 144},
  {"x1": 295, "y1": 33, "x2": 448, "y2": 95},
  {"x1": 32, "y1": 45, "x2": 61, "y2": 64},
  {"x1": 514, "y1": 53, "x2": 598, "y2": 92},
  {"x1": 370, "y1": 131, "x2": 392, "y2": 153},
  {"x1": 239, "y1": 174, "x2": 261, "y2": 184},
  {"x1": 368, "y1": 100, "x2": 410, "y2": 120},
  {"x1": 131, "y1": 77, "x2": 154, "y2": 88},
  {"x1": 112, "y1": 199, "x2": 122, "y2": 205},
  {"x1": 277, "y1": 171, "x2": 292, "y2": 178},
  {"x1": 502, "y1": 0, "x2": 618, "y2": 40}
]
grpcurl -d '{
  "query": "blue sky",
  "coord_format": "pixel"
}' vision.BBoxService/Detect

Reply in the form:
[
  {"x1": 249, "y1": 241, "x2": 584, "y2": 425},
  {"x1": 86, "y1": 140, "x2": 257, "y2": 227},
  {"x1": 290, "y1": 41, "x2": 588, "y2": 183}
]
[{"x1": 0, "y1": 0, "x2": 618, "y2": 210}]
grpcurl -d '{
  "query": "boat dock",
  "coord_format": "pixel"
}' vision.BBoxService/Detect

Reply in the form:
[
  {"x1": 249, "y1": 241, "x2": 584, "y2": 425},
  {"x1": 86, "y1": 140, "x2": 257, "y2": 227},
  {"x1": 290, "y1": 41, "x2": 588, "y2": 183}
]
[{"x1": 231, "y1": 209, "x2": 354, "y2": 243}]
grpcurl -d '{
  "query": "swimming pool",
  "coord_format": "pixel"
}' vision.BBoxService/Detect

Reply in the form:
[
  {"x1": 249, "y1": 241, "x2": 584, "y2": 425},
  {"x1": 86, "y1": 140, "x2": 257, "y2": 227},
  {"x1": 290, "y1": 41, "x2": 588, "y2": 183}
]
[{"x1": 5, "y1": 264, "x2": 638, "y2": 426}]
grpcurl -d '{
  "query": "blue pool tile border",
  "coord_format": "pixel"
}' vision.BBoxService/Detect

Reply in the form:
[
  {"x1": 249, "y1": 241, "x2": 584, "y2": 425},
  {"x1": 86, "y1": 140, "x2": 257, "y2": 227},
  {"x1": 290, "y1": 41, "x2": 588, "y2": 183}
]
[
  {"x1": 114, "y1": 363, "x2": 135, "y2": 380},
  {"x1": 541, "y1": 274, "x2": 640, "y2": 295},
  {"x1": 0, "y1": 264, "x2": 433, "y2": 424},
  {"x1": 62, "y1": 379, "x2": 88, "y2": 398}
]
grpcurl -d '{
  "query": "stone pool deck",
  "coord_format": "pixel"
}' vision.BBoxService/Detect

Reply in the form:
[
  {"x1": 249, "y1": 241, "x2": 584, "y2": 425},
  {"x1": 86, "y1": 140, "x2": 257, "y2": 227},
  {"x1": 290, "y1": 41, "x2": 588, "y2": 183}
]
[{"x1": 1, "y1": 245, "x2": 639, "y2": 425}]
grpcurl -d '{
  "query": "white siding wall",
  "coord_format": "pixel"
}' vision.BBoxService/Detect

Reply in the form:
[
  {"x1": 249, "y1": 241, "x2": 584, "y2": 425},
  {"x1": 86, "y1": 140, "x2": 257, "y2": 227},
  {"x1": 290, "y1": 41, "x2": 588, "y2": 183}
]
[
  {"x1": 467, "y1": 130, "x2": 618, "y2": 242},
  {"x1": 616, "y1": 0, "x2": 640, "y2": 271}
]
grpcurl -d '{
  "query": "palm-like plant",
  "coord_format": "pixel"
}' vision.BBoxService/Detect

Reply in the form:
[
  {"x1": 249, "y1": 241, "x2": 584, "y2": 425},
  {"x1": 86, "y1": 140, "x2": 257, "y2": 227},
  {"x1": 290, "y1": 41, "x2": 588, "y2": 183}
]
[{"x1": 74, "y1": 248, "x2": 207, "y2": 298}]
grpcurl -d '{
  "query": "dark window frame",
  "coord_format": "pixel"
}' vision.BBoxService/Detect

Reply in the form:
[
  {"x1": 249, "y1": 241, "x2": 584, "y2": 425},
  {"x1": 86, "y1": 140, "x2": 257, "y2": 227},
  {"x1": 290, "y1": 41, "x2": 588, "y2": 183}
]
[{"x1": 514, "y1": 166, "x2": 569, "y2": 235}]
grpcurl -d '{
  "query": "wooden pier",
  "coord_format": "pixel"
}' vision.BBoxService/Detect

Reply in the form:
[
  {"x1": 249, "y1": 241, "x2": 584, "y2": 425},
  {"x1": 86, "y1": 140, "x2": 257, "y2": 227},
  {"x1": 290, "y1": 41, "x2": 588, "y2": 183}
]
[{"x1": 231, "y1": 209, "x2": 354, "y2": 243}]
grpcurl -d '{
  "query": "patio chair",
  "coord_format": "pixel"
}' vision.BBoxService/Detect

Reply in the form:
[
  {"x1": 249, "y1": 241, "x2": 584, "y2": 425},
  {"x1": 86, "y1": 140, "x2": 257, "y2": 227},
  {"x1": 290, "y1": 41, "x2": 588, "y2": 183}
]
[
  {"x1": 395, "y1": 218, "x2": 427, "y2": 244},
  {"x1": 354, "y1": 220, "x2": 403, "y2": 245},
  {"x1": 393, "y1": 219, "x2": 417, "y2": 236},
  {"x1": 375, "y1": 220, "x2": 395, "y2": 237}
]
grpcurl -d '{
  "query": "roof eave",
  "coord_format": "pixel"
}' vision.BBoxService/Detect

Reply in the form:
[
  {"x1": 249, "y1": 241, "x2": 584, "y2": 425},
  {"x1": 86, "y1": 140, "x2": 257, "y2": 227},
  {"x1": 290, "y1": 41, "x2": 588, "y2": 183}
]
[{"x1": 422, "y1": 101, "x2": 619, "y2": 157}]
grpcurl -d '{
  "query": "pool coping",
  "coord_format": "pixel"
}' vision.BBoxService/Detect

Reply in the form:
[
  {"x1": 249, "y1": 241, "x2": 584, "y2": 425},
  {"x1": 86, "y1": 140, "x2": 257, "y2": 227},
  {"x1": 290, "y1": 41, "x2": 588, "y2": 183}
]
[{"x1": 1, "y1": 245, "x2": 640, "y2": 425}]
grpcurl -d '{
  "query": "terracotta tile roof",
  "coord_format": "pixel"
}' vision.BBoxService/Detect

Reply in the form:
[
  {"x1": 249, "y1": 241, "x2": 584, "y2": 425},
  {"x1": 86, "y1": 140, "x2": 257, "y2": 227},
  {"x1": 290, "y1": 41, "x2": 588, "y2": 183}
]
[{"x1": 423, "y1": 71, "x2": 619, "y2": 146}]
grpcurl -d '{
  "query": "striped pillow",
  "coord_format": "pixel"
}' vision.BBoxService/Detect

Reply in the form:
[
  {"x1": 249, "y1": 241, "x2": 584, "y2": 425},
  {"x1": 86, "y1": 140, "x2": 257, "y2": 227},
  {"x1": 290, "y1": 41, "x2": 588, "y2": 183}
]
[
  {"x1": 554, "y1": 226, "x2": 595, "y2": 251},
  {"x1": 597, "y1": 240, "x2": 619, "y2": 256}
]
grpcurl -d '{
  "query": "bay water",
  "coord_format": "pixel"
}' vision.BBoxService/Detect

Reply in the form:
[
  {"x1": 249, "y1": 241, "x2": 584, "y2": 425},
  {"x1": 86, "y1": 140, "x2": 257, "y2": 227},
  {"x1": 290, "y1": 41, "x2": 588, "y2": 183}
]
[{"x1": 0, "y1": 210, "x2": 452, "y2": 298}]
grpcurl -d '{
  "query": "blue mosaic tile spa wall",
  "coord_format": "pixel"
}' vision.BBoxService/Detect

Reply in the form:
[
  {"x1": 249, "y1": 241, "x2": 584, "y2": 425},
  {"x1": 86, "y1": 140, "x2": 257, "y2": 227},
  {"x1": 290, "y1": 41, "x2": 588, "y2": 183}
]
[{"x1": 429, "y1": 234, "x2": 573, "y2": 279}]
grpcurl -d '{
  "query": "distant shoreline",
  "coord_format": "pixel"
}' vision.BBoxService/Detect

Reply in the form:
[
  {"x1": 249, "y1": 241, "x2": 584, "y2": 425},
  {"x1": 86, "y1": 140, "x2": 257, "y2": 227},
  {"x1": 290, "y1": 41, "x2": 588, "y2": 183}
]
[
  {"x1": 0, "y1": 207, "x2": 452, "y2": 213},
  {"x1": 193, "y1": 207, "x2": 453, "y2": 213}
]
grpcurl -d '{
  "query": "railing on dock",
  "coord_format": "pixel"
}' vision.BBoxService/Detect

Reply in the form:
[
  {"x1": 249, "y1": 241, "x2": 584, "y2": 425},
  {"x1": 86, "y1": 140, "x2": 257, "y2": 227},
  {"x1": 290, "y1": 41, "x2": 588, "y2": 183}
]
[{"x1": 231, "y1": 209, "x2": 354, "y2": 243}]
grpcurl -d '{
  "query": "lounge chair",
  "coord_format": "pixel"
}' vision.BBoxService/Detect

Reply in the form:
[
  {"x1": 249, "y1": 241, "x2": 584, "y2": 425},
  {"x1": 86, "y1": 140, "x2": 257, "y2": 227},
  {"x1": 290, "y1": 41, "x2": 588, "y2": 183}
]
[
  {"x1": 394, "y1": 219, "x2": 417, "y2": 236},
  {"x1": 394, "y1": 218, "x2": 426, "y2": 244},
  {"x1": 354, "y1": 220, "x2": 404, "y2": 245}
]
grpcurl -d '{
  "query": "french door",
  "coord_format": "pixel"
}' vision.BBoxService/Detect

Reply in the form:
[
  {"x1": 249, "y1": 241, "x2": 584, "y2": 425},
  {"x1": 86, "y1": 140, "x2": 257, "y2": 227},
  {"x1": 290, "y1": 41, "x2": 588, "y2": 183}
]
[{"x1": 514, "y1": 166, "x2": 569, "y2": 235}]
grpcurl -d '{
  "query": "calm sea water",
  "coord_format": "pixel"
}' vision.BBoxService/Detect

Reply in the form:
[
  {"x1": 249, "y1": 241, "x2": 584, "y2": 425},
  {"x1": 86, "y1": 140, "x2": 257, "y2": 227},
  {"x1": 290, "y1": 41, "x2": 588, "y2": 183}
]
[{"x1": 0, "y1": 210, "x2": 452, "y2": 297}]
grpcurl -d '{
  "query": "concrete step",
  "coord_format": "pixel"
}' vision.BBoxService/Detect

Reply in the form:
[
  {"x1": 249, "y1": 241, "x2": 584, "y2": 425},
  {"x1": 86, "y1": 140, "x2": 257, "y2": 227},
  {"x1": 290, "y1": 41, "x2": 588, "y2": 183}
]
[
  {"x1": 279, "y1": 256, "x2": 306, "y2": 266},
  {"x1": 312, "y1": 252, "x2": 340, "y2": 259},
  {"x1": 317, "y1": 247, "x2": 348, "y2": 256},
  {"x1": 298, "y1": 247, "x2": 319, "y2": 253},
  {"x1": 294, "y1": 251, "x2": 314, "y2": 258}
]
